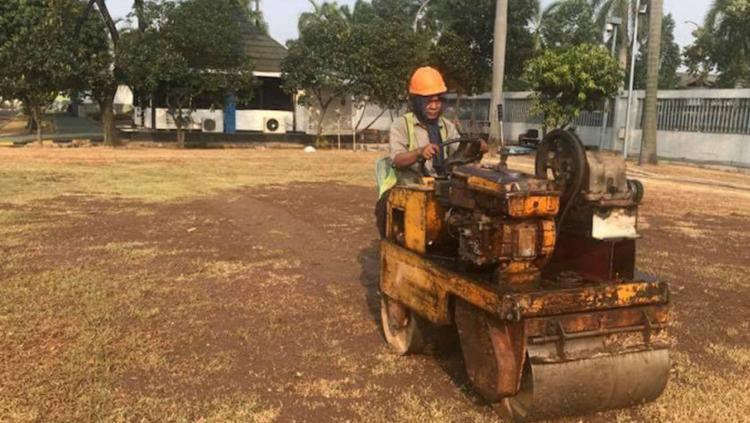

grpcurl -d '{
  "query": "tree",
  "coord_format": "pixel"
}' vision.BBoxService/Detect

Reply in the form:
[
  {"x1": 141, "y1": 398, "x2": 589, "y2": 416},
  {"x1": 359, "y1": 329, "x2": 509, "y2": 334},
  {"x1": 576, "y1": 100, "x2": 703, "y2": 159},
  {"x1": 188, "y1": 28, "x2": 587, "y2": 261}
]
[
  {"x1": 526, "y1": 44, "x2": 623, "y2": 129},
  {"x1": 282, "y1": 2, "x2": 354, "y2": 142},
  {"x1": 118, "y1": 0, "x2": 255, "y2": 147},
  {"x1": 591, "y1": 0, "x2": 635, "y2": 70},
  {"x1": 283, "y1": 0, "x2": 433, "y2": 141},
  {"x1": 78, "y1": 0, "x2": 121, "y2": 145},
  {"x1": 240, "y1": 0, "x2": 269, "y2": 34},
  {"x1": 640, "y1": 0, "x2": 662, "y2": 165},
  {"x1": 349, "y1": 0, "x2": 431, "y2": 132},
  {"x1": 634, "y1": 13, "x2": 680, "y2": 89},
  {"x1": 683, "y1": 26, "x2": 717, "y2": 88},
  {"x1": 0, "y1": 1, "x2": 86, "y2": 142},
  {"x1": 540, "y1": 0, "x2": 600, "y2": 50},
  {"x1": 429, "y1": 0, "x2": 538, "y2": 92},
  {"x1": 685, "y1": 0, "x2": 750, "y2": 88},
  {"x1": 432, "y1": 31, "x2": 485, "y2": 96}
]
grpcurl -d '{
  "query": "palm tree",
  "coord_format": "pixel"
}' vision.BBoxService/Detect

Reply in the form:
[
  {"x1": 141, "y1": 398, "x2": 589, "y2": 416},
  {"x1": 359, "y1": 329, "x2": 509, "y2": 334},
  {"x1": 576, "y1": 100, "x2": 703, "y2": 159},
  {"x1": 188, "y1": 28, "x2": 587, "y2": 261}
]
[
  {"x1": 590, "y1": 0, "x2": 646, "y2": 69},
  {"x1": 639, "y1": 0, "x2": 661, "y2": 165}
]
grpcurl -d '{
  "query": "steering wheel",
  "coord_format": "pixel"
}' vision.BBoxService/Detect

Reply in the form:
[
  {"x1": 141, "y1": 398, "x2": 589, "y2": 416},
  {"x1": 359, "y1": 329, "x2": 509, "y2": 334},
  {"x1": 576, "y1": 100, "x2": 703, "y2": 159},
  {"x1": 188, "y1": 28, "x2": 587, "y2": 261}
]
[
  {"x1": 418, "y1": 137, "x2": 484, "y2": 177},
  {"x1": 434, "y1": 137, "x2": 484, "y2": 176}
]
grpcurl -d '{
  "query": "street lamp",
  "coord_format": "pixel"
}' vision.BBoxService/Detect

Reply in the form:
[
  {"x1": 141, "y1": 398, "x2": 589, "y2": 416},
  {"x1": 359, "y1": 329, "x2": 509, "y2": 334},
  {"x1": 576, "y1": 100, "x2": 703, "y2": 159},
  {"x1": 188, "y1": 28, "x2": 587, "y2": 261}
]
[
  {"x1": 623, "y1": 0, "x2": 649, "y2": 159},
  {"x1": 599, "y1": 17, "x2": 622, "y2": 149},
  {"x1": 413, "y1": 0, "x2": 432, "y2": 33}
]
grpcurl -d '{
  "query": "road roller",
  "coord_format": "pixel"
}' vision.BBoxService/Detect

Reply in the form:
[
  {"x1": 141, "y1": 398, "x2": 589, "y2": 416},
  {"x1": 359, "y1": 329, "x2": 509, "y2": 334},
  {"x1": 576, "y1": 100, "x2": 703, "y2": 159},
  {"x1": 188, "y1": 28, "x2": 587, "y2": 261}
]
[{"x1": 379, "y1": 130, "x2": 670, "y2": 421}]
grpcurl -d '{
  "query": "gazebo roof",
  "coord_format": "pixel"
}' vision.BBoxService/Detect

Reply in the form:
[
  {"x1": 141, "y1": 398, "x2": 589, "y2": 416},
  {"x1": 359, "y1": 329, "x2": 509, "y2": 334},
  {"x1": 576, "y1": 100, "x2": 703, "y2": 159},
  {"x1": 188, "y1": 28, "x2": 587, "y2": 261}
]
[{"x1": 240, "y1": 22, "x2": 287, "y2": 74}]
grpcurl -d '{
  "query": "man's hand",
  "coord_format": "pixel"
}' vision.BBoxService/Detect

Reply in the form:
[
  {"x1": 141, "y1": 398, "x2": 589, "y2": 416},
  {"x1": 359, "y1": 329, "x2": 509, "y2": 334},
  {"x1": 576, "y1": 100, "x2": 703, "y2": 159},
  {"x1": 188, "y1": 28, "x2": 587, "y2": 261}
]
[
  {"x1": 479, "y1": 139, "x2": 489, "y2": 153},
  {"x1": 420, "y1": 144, "x2": 440, "y2": 160}
]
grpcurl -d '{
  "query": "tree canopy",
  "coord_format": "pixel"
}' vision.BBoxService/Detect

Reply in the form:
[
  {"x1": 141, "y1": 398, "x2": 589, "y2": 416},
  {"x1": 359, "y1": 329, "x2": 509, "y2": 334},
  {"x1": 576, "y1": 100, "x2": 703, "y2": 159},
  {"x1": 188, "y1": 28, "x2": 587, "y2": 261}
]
[
  {"x1": 118, "y1": 0, "x2": 255, "y2": 146},
  {"x1": 540, "y1": 0, "x2": 600, "y2": 50},
  {"x1": 685, "y1": 0, "x2": 750, "y2": 88},
  {"x1": 0, "y1": 0, "x2": 111, "y2": 142},
  {"x1": 635, "y1": 13, "x2": 680, "y2": 89},
  {"x1": 526, "y1": 44, "x2": 623, "y2": 129},
  {"x1": 282, "y1": 1, "x2": 431, "y2": 138},
  {"x1": 429, "y1": 0, "x2": 538, "y2": 92}
]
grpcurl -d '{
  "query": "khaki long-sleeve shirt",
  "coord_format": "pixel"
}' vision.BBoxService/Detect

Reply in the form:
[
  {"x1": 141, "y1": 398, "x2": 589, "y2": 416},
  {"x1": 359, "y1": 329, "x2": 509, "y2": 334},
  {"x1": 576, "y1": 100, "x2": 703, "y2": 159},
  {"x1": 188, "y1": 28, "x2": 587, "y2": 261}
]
[{"x1": 389, "y1": 116, "x2": 460, "y2": 184}]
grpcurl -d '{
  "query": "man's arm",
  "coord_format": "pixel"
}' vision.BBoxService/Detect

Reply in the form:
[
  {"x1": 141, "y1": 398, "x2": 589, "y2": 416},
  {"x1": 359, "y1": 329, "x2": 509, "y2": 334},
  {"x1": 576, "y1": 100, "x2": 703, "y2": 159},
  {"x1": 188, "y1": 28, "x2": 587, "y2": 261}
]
[{"x1": 389, "y1": 119, "x2": 438, "y2": 168}]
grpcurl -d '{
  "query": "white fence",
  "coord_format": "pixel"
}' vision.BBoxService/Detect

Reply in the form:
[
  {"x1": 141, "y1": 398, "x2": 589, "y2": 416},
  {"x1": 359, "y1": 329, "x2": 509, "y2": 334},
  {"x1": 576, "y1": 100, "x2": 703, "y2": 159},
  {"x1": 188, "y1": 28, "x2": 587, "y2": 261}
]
[{"x1": 445, "y1": 90, "x2": 750, "y2": 168}]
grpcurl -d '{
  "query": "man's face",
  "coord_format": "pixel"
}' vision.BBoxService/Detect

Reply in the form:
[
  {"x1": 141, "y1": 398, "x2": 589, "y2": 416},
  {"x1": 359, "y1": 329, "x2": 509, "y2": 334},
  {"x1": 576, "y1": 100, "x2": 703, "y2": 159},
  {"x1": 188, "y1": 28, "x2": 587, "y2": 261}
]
[{"x1": 424, "y1": 95, "x2": 443, "y2": 120}]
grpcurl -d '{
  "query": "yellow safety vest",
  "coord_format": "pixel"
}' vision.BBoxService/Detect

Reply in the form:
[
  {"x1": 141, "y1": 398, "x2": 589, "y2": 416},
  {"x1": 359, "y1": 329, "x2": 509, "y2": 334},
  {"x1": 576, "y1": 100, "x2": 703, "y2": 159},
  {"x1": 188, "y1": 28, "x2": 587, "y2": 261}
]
[{"x1": 376, "y1": 113, "x2": 448, "y2": 198}]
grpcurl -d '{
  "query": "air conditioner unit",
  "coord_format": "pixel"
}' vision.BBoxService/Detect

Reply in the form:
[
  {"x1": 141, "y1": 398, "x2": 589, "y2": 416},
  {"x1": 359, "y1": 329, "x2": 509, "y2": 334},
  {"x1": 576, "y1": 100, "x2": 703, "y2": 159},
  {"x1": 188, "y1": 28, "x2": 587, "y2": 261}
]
[
  {"x1": 263, "y1": 117, "x2": 286, "y2": 134},
  {"x1": 202, "y1": 118, "x2": 220, "y2": 133}
]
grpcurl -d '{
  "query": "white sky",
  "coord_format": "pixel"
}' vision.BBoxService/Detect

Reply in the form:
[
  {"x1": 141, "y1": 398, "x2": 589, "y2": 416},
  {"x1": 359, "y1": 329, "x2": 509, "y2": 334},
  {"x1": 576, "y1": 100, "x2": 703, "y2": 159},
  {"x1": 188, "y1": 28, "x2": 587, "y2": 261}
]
[{"x1": 107, "y1": 0, "x2": 709, "y2": 48}]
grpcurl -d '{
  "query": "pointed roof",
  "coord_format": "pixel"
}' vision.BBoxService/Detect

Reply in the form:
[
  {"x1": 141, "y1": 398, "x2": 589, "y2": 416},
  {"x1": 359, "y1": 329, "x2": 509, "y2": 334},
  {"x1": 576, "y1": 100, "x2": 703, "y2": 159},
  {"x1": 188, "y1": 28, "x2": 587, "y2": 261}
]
[{"x1": 240, "y1": 20, "x2": 287, "y2": 74}]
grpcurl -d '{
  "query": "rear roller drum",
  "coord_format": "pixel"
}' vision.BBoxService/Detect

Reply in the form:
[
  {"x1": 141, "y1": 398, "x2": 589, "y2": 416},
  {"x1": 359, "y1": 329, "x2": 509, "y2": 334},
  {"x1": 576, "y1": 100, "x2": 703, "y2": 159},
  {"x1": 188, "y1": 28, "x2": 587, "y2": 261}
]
[{"x1": 380, "y1": 295, "x2": 424, "y2": 355}]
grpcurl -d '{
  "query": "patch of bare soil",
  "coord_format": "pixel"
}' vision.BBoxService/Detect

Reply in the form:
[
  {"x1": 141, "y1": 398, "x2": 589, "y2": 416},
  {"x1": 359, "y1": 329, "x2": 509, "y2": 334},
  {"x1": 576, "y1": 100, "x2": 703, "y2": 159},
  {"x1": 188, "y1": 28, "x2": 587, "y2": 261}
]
[{"x1": 4, "y1": 177, "x2": 749, "y2": 422}]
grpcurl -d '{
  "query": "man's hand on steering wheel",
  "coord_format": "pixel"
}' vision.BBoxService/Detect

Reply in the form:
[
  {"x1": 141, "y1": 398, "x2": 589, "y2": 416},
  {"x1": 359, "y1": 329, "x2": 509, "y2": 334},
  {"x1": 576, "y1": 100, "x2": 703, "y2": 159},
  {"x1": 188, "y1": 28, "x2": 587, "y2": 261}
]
[{"x1": 418, "y1": 144, "x2": 440, "y2": 161}]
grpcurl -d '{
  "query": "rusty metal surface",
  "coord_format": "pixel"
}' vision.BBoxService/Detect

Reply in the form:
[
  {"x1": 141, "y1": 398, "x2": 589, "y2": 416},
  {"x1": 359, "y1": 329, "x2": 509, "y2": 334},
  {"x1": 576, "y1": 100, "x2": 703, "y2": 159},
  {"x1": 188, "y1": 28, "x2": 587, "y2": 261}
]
[
  {"x1": 583, "y1": 150, "x2": 634, "y2": 202},
  {"x1": 501, "y1": 280, "x2": 669, "y2": 321},
  {"x1": 381, "y1": 241, "x2": 669, "y2": 324},
  {"x1": 380, "y1": 240, "x2": 501, "y2": 325},
  {"x1": 544, "y1": 233, "x2": 636, "y2": 282},
  {"x1": 524, "y1": 305, "x2": 669, "y2": 339},
  {"x1": 380, "y1": 296, "x2": 424, "y2": 355},
  {"x1": 455, "y1": 300, "x2": 526, "y2": 401},
  {"x1": 387, "y1": 186, "x2": 446, "y2": 254},
  {"x1": 504, "y1": 344, "x2": 670, "y2": 421}
]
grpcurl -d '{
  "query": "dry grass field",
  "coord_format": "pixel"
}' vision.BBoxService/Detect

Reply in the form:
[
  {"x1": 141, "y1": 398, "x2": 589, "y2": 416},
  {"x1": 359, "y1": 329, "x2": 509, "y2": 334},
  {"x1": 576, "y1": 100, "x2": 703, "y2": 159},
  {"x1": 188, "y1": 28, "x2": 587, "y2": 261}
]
[{"x1": 1, "y1": 148, "x2": 748, "y2": 422}]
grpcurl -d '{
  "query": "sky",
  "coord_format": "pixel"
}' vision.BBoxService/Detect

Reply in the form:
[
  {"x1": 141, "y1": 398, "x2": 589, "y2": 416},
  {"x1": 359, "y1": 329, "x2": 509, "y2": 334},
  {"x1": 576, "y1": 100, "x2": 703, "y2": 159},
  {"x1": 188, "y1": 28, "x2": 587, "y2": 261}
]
[{"x1": 107, "y1": 0, "x2": 710, "y2": 48}]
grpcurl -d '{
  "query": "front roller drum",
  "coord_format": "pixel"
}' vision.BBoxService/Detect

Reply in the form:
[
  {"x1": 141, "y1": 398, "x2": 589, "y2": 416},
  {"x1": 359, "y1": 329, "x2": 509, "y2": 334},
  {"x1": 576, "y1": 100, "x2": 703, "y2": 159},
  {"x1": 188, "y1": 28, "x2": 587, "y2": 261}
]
[
  {"x1": 454, "y1": 299, "x2": 670, "y2": 421},
  {"x1": 503, "y1": 348, "x2": 670, "y2": 421}
]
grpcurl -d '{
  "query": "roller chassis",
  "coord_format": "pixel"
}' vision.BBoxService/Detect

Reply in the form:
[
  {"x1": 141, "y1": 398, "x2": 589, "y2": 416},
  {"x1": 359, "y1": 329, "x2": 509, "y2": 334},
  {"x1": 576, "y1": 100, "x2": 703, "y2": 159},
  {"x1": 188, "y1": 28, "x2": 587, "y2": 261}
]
[{"x1": 378, "y1": 133, "x2": 670, "y2": 421}]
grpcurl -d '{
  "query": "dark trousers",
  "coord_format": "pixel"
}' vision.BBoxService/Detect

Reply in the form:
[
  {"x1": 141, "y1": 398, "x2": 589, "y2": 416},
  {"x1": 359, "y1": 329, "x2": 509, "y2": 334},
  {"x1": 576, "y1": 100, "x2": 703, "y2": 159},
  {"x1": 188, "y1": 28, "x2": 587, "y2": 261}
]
[{"x1": 375, "y1": 189, "x2": 391, "y2": 239}]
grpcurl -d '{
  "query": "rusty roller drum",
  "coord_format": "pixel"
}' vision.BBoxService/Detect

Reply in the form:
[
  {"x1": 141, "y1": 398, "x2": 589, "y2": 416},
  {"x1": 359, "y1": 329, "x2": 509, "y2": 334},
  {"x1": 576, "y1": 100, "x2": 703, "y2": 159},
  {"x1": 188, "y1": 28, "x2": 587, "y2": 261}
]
[{"x1": 455, "y1": 299, "x2": 670, "y2": 421}]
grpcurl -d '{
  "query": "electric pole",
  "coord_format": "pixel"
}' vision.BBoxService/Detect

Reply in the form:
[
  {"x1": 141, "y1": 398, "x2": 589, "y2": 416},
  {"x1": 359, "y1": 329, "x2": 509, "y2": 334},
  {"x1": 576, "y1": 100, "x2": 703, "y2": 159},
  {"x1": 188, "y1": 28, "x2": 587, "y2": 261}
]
[{"x1": 489, "y1": 0, "x2": 508, "y2": 150}]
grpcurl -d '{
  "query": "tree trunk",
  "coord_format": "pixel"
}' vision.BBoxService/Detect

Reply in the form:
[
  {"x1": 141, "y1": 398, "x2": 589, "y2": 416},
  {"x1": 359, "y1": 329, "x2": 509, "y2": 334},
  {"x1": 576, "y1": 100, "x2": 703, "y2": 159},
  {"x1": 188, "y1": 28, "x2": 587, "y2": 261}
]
[
  {"x1": 99, "y1": 89, "x2": 119, "y2": 146},
  {"x1": 640, "y1": 0, "x2": 662, "y2": 165},
  {"x1": 176, "y1": 126, "x2": 185, "y2": 148},
  {"x1": 362, "y1": 108, "x2": 387, "y2": 132},
  {"x1": 31, "y1": 106, "x2": 43, "y2": 143},
  {"x1": 315, "y1": 103, "x2": 330, "y2": 147}
]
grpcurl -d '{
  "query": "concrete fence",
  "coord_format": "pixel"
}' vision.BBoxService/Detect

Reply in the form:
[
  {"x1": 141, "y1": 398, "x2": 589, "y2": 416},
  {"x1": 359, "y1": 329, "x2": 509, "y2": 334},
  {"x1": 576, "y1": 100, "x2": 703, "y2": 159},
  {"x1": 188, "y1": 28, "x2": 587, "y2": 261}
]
[{"x1": 444, "y1": 89, "x2": 750, "y2": 168}]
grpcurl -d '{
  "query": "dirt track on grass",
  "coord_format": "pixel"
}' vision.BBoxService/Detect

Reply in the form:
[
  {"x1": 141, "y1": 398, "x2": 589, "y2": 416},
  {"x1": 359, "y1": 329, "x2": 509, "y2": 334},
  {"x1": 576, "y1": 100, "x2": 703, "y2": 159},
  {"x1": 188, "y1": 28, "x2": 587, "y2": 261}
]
[{"x1": 3, "y1": 154, "x2": 750, "y2": 421}]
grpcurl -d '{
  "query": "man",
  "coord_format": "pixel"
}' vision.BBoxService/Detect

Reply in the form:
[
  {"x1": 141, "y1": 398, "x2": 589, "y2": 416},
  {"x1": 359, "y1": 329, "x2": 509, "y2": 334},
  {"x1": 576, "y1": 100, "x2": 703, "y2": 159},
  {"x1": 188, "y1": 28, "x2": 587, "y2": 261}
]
[
  {"x1": 388, "y1": 66, "x2": 461, "y2": 184},
  {"x1": 375, "y1": 67, "x2": 473, "y2": 238}
]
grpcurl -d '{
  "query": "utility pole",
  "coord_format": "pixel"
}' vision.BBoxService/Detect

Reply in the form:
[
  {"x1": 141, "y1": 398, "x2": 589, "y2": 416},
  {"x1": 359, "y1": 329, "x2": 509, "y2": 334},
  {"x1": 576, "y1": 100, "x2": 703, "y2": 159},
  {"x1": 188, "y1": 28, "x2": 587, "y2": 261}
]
[
  {"x1": 640, "y1": 0, "x2": 663, "y2": 165},
  {"x1": 623, "y1": 0, "x2": 643, "y2": 159},
  {"x1": 489, "y1": 0, "x2": 508, "y2": 150},
  {"x1": 599, "y1": 17, "x2": 621, "y2": 150}
]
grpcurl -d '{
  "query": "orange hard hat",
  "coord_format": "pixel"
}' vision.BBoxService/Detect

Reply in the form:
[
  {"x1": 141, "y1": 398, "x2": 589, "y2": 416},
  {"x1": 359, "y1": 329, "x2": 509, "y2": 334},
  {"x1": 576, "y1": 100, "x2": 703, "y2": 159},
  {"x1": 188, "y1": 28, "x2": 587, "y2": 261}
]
[{"x1": 409, "y1": 67, "x2": 447, "y2": 96}]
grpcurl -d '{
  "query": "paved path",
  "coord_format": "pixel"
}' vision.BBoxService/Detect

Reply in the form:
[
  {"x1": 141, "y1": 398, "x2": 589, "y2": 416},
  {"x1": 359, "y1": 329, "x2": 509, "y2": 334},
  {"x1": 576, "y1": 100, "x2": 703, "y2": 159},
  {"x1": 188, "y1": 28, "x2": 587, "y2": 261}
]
[{"x1": 0, "y1": 113, "x2": 102, "y2": 143}]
